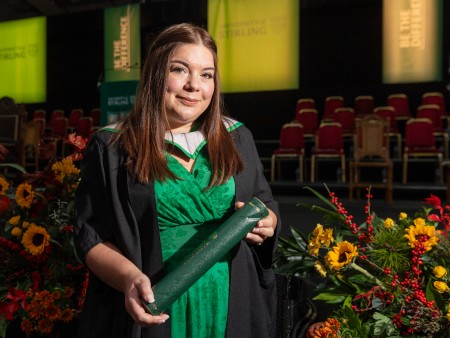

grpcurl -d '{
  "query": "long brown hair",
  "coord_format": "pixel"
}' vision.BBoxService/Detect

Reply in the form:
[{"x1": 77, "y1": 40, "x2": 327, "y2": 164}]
[{"x1": 115, "y1": 23, "x2": 243, "y2": 187}]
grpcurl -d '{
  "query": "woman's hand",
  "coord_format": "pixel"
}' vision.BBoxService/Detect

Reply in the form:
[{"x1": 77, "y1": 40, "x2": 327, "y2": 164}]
[
  {"x1": 123, "y1": 270, "x2": 170, "y2": 326},
  {"x1": 235, "y1": 201, "x2": 277, "y2": 245},
  {"x1": 85, "y1": 242, "x2": 169, "y2": 326},
  {"x1": 306, "y1": 322, "x2": 325, "y2": 338}
]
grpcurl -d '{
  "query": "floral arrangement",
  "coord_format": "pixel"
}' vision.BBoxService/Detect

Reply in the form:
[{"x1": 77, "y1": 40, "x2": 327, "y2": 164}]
[
  {"x1": 0, "y1": 134, "x2": 88, "y2": 337},
  {"x1": 274, "y1": 186, "x2": 450, "y2": 338}
]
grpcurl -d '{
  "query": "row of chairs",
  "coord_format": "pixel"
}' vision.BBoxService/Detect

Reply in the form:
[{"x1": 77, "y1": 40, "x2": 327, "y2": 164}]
[
  {"x1": 294, "y1": 102, "x2": 449, "y2": 159},
  {"x1": 271, "y1": 115, "x2": 443, "y2": 201},
  {"x1": 296, "y1": 91, "x2": 447, "y2": 122},
  {"x1": 32, "y1": 107, "x2": 100, "y2": 137},
  {"x1": 20, "y1": 108, "x2": 100, "y2": 170}
]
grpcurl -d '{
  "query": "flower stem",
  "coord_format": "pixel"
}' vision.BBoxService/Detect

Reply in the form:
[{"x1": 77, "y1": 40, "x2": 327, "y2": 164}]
[{"x1": 350, "y1": 262, "x2": 386, "y2": 290}]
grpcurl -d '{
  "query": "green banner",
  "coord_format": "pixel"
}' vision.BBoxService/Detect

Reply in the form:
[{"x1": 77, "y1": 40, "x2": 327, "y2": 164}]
[
  {"x1": 383, "y1": 0, "x2": 443, "y2": 83},
  {"x1": 104, "y1": 4, "x2": 141, "y2": 82},
  {"x1": 0, "y1": 17, "x2": 46, "y2": 103},
  {"x1": 208, "y1": 0, "x2": 299, "y2": 93},
  {"x1": 100, "y1": 80, "x2": 139, "y2": 126}
]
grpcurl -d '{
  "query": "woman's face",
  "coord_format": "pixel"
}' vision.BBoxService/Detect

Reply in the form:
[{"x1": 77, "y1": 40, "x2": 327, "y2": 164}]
[{"x1": 165, "y1": 43, "x2": 215, "y2": 133}]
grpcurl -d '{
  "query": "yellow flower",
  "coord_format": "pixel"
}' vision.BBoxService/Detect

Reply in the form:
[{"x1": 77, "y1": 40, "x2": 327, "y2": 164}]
[
  {"x1": 9, "y1": 215, "x2": 20, "y2": 225},
  {"x1": 325, "y1": 241, "x2": 358, "y2": 271},
  {"x1": 384, "y1": 218, "x2": 395, "y2": 229},
  {"x1": 314, "y1": 260, "x2": 327, "y2": 277},
  {"x1": 11, "y1": 227, "x2": 22, "y2": 237},
  {"x1": 21, "y1": 224, "x2": 50, "y2": 255},
  {"x1": 52, "y1": 158, "x2": 80, "y2": 183},
  {"x1": 447, "y1": 310, "x2": 450, "y2": 322},
  {"x1": 399, "y1": 212, "x2": 407, "y2": 220},
  {"x1": 15, "y1": 183, "x2": 35, "y2": 209},
  {"x1": 434, "y1": 281, "x2": 449, "y2": 293},
  {"x1": 0, "y1": 176, "x2": 9, "y2": 195},
  {"x1": 404, "y1": 218, "x2": 439, "y2": 251},
  {"x1": 309, "y1": 224, "x2": 334, "y2": 256},
  {"x1": 22, "y1": 221, "x2": 30, "y2": 229},
  {"x1": 433, "y1": 266, "x2": 447, "y2": 279}
]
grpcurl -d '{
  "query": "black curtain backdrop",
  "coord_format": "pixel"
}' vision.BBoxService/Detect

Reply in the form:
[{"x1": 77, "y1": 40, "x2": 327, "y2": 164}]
[{"x1": 26, "y1": 0, "x2": 450, "y2": 140}]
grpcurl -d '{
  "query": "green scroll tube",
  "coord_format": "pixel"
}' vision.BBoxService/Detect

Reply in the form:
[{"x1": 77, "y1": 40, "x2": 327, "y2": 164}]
[{"x1": 141, "y1": 196, "x2": 269, "y2": 315}]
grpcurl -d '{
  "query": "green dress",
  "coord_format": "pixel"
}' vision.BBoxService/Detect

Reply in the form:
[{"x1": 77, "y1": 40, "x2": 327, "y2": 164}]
[{"x1": 154, "y1": 126, "x2": 239, "y2": 338}]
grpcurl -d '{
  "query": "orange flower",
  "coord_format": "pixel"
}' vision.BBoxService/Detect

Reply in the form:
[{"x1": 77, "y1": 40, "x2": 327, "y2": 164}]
[
  {"x1": 20, "y1": 318, "x2": 33, "y2": 336},
  {"x1": 45, "y1": 303, "x2": 61, "y2": 321},
  {"x1": 60, "y1": 308, "x2": 74, "y2": 323},
  {"x1": 37, "y1": 318, "x2": 53, "y2": 334}
]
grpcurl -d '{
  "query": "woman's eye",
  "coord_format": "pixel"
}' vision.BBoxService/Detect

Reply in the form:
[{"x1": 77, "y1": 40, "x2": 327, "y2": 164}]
[
  {"x1": 202, "y1": 72, "x2": 214, "y2": 79},
  {"x1": 171, "y1": 66, "x2": 186, "y2": 74}
]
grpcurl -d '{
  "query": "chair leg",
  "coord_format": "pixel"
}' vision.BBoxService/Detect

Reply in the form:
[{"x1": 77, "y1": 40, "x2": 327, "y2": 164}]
[
  {"x1": 298, "y1": 156, "x2": 304, "y2": 182},
  {"x1": 341, "y1": 156, "x2": 346, "y2": 183},
  {"x1": 402, "y1": 154, "x2": 408, "y2": 184},
  {"x1": 386, "y1": 164, "x2": 393, "y2": 203},
  {"x1": 271, "y1": 156, "x2": 276, "y2": 182},
  {"x1": 310, "y1": 156, "x2": 316, "y2": 182},
  {"x1": 348, "y1": 163, "x2": 354, "y2": 201}
]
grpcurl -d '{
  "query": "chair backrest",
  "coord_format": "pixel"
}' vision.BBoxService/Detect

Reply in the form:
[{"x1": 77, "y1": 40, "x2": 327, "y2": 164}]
[
  {"x1": 323, "y1": 96, "x2": 344, "y2": 120},
  {"x1": 69, "y1": 109, "x2": 84, "y2": 128},
  {"x1": 354, "y1": 95, "x2": 374, "y2": 116},
  {"x1": 387, "y1": 93, "x2": 410, "y2": 119},
  {"x1": 23, "y1": 120, "x2": 42, "y2": 147},
  {"x1": 279, "y1": 123, "x2": 304, "y2": 149},
  {"x1": 422, "y1": 92, "x2": 447, "y2": 115},
  {"x1": 32, "y1": 117, "x2": 46, "y2": 138},
  {"x1": 405, "y1": 118, "x2": 436, "y2": 148},
  {"x1": 373, "y1": 106, "x2": 397, "y2": 131},
  {"x1": 416, "y1": 104, "x2": 443, "y2": 130},
  {"x1": 0, "y1": 115, "x2": 19, "y2": 145},
  {"x1": 50, "y1": 110, "x2": 65, "y2": 129},
  {"x1": 76, "y1": 117, "x2": 93, "y2": 138},
  {"x1": 90, "y1": 108, "x2": 101, "y2": 126},
  {"x1": 333, "y1": 108, "x2": 356, "y2": 134},
  {"x1": 295, "y1": 98, "x2": 315, "y2": 115},
  {"x1": 354, "y1": 114, "x2": 389, "y2": 161},
  {"x1": 33, "y1": 109, "x2": 46, "y2": 120},
  {"x1": 52, "y1": 117, "x2": 69, "y2": 137},
  {"x1": 315, "y1": 122, "x2": 343, "y2": 150},
  {"x1": 295, "y1": 109, "x2": 319, "y2": 135}
]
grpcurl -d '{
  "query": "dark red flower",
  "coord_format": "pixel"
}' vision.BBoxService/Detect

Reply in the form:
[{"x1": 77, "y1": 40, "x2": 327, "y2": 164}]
[{"x1": 0, "y1": 195, "x2": 11, "y2": 215}]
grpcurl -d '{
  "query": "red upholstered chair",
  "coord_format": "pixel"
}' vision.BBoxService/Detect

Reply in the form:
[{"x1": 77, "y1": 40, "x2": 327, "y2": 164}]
[
  {"x1": 76, "y1": 116, "x2": 94, "y2": 139},
  {"x1": 32, "y1": 109, "x2": 46, "y2": 120},
  {"x1": 90, "y1": 108, "x2": 101, "y2": 128},
  {"x1": 50, "y1": 117, "x2": 69, "y2": 158},
  {"x1": 403, "y1": 118, "x2": 443, "y2": 184},
  {"x1": 333, "y1": 107, "x2": 356, "y2": 138},
  {"x1": 68, "y1": 108, "x2": 84, "y2": 130},
  {"x1": 422, "y1": 92, "x2": 447, "y2": 117},
  {"x1": 271, "y1": 123, "x2": 305, "y2": 182},
  {"x1": 374, "y1": 106, "x2": 402, "y2": 158},
  {"x1": 295, "y1": 108, "x2": 319, "y2": 139},
  {"x1": 47, "y1": 109, "x2": 65, "y2": 135},
  {"x1": 323, "y1": 96, "x2": 344, "y2": 121},
  {"x1": 387, "y1": 93, "x2": 411, "y2": 121},
  {"x1": 295, "y1": 98, "x2": 315, "y2": 116},
  {"x1": 354, "y1": 95, "x2": 374, "y2": 117},
  {"x1": 417, "y1": 104, "x2": 449, "y2": 158},
  {"x1": 311, "y1": 122, "x2": 346, "y2": 183}
]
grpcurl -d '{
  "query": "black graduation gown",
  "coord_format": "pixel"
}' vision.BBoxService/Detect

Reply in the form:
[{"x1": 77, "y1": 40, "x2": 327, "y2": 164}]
[{"x1": 74, "y1": 124, "x2": 281, "y2": 338}]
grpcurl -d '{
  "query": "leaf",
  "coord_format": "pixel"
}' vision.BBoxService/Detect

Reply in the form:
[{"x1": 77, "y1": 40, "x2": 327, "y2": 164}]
[
  {"x1": 302, "y1": 186, "x2": 337, "y2": 211},
  {"x1": 314, "y1": 290, "x2": 351, "y2": 304},
  {"x1": 0, "y1": 163, "x2": 27, "y2": 173},
  {"x1": 372, "y1": 311, "x2": 392, "y2": 336}
]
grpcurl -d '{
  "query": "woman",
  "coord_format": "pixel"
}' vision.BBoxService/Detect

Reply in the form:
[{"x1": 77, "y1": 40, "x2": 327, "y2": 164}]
[{"x1": 74, "y1": 23, "x2": 280, "y2": 338}]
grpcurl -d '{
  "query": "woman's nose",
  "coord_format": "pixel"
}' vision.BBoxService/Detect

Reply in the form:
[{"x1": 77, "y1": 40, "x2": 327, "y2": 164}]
[{"x1": 184, "y1": 75, "x2": 200, "y2": 91}]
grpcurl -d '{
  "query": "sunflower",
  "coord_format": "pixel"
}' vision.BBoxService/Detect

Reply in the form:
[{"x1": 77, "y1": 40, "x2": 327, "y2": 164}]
[
  {"x1": 15, "y1": 183, "x2": 35, "y2": 209},
  {"x1": 309, "y1": 224, "x2": 334, "y2": 256},
  {"x1": 21, "y1": 224, "x2": 50, "y2": 255},
  {"x1": 51, "y1": 158, "x2": 80, "y2": 183},
  {"x1": 0, "y1": 176, "x2": 9, "y2": 195},
  {"x1": 325, "y1": 241, "x2": 358, "y2": 271},
  {"x1": 404, "y1": 218, "x2": 439, "y2": 251}
]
